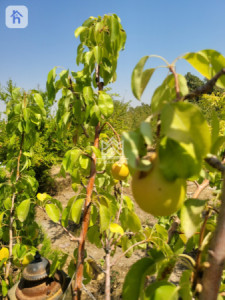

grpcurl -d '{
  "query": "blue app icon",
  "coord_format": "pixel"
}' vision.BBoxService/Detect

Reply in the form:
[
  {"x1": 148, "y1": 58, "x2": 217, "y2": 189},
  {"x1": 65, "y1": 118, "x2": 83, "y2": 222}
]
[{"x1": 6, "y1": 6, "x2": 28, "y2": 29}]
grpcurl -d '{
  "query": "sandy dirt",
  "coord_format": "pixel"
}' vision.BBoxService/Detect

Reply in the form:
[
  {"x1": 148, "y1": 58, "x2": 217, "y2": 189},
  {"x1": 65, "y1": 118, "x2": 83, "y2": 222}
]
[{"x1": 35, "y1": 166, "x2": 215, "y2": 299}]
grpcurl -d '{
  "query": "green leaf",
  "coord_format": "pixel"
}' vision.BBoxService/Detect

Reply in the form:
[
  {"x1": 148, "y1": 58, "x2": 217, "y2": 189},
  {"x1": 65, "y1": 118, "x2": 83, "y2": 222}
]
[
  {"x1": 83, "y1": 86, "x2": 94, "y2": 104},
  {"x1": 183, "y1": 49, "x2": 225, "y2": 89},
  {"x1": 151, "y1": 74, "x2": 189, "y2": 113},
  {"x1": 79, "y1": 155, "x2": 90, "y2": 170},
  {"x1": 131, "y1": 56, "x2": 155, "y2": 100},
  {"x1": 122, "y1": 131, "x2": 151, "y2": 171},
  {"x1": 71, "y1": 198, "x2": 84, "y2": 224},
  {"x1": 89, "y1": 205, "x2": 98, "y2": 227},
  {"x1": 61, "y1": 207, "x2": 70, "y2": 227},
  {"x1": 12, "y1": 87, "x2": 21, "y2": 100},
  {"x1": 159, "y1": 137, "x2": 201, "y2": 180},
  {"x1": 74, "y1": 26, "x2": 88, "y2": 38},
  {"x1": 98, "y1": 92, "x2": 114, "y2": 117},
  {"x1": 62, "y1": 112, "x2": 70, "y2": 125},
  {"x1": 16, "y1": 199, "x2": 30, "y2": 222},
  {"x1": 211, "y1": 111, "x2": 220, "y2": 146},
  {"x1": 140, "y1": 120, "x2": 153, "y2": 146},
  {"x1": 45, "y1": 203, "x2": 60, "y2": 223},
  {"x1": 46, "y1": 67, "x2": 57, "y2": 103},
  {"x1": 161, "y1": 102, "x2": 211, "y2": 160},
  {"x1": 59, "y1": 69, "x2": 69, "y2": 87},
  {"x1": 123, "y1": 195, "x2": 134, "y2": 211},
  {"x1": 123, "y1": 258, "x2": 157, "y2": 300},
  {"x1": 178, "y1": 270, "x2": 192, "y2": 300},
  {"x1": 49, "y1": 253, "x2": 60, "y2": 277},
  {"x1": 62, "y1": 149, "x2": 81, "y2": 173},
  {"x1": 110, "y1": 15, "x2": 120, "y2": 42},
  {"x1": 93, "y1": 46, "x2": 102, "y2": 64},
  {"x1": 99, "y1": 198, "x2": 111, "y2": 232},
  {"x1": 211, "y1": 136, "x2": 225, "y2": 155},
  {"x1": 1, "y1": 280, "x2": 8, "y2": 297},
  {"x1": 127, "y1": 211, "x2": 141, "y2": 233},
  {"x1": 157, "y1": 258, "x2": 177, "y2": 281},
  {"x1": 144, "y1": 281, "x2": 178, "y2": 300},
  {"x1": 109, "y1": 223, "x2": 124, "y2": 235},
  {"x1": 90, "y1": 104, "x2": 100, "y2": 126},
  {"x1": 33, "y1": 93, "x2": 44, "y2": 110},
  {"x1": 87, "y1": 225, "x2": 102, "y2": 248},
  {"x1": 121, "y1": 235, "x2": 133, "y2": 258},
  {"x1": 180, "y1": 199, "x2": 206, "y2": 239}
]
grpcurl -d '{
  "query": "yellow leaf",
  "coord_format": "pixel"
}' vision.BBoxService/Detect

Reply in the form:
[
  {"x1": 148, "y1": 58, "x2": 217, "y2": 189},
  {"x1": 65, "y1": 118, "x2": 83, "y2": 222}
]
[
  {"x1": 0, "y1": 247, "x2": 9, "y2": 261},
  {"x1": 37, "y1": 193, "x2": 47, "y2": 201},
  {"x1": 109, "y1": 223, "x2": 124, "y2": 235},
  {"x1": 22, "y1": 254, "x2": 33, "y2": 265},
  {"x1": 179, "y1": 233, "x2": 188, "y2": 244}
]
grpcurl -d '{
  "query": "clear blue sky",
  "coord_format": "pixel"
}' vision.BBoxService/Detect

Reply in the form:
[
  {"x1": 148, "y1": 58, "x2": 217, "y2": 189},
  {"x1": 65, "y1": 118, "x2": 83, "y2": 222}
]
[{"x1": 1, "y1": 0, "x2": 225, "y2": 112}]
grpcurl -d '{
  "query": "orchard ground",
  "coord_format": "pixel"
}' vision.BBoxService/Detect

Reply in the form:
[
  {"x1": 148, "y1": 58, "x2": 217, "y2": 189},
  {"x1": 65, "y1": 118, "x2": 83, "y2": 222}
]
[{"x1": 36, "y1": 165, "x2": 214, "y2": 299}]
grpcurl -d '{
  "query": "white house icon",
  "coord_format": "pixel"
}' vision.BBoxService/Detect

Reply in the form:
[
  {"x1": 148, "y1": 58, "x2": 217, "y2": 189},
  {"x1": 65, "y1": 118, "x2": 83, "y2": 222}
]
[{"x1": 10, "y1": 10, "x2": 23, "y2": 24}]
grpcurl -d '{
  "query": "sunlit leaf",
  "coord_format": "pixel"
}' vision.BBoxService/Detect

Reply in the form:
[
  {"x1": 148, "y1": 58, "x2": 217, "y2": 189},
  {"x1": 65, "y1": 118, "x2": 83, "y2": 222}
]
[
  {"x1": 109, "y1": 223, "x2": 124, "y2": 235},
  {"x1": 144, "y1": 280, "x2": 178, "y2": 300},
  {"x1": 45, "y1": 203, "x2": 60, "y2": 223},
  {"x1": 98, "y1": 92, "x2": 114, "y2": 117},
  {"x1": 74, "y1": 26, "x2": 88, "y2": 38},
  {"x1": 16, "y1": 199, "x2": 30, "y2": 222},
  {"x1": 151, "y1": 74, "x2": 189, "y2": 113},
  {"x1": 71, "y1": 198, "x2": 84, "y2": 224},
  {"x1": 161, "y1": 102, "x2": 211, "y2": 160},
  {"x1": 183, "y1": 49, "x2": 225, "y2": 89}
]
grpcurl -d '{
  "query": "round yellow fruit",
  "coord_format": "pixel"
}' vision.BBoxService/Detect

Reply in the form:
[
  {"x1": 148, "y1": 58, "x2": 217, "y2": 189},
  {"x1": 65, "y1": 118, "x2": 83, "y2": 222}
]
[
  {"x1": 131, "y1": 157, "x2": 186, "y2": 216},
  {"x1": 111, "y1": 161, "x2": 129, "y2": 181}
]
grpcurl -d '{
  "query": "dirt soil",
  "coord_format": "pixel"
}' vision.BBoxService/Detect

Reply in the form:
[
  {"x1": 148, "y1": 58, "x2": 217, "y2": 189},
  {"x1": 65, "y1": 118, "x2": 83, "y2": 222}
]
[{"x1": 35, "y1": 166, "x2": 215, "y2": 299}]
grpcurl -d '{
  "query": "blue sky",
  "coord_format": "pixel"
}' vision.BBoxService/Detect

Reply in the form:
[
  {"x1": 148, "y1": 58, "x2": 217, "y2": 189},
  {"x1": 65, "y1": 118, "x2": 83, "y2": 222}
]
[{"x1": 1, "y1": 0, "x2": 225, "y2": 112}]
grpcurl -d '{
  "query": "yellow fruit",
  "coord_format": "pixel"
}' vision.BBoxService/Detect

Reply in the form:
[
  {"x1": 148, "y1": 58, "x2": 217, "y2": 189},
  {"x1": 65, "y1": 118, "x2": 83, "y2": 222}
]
[
  {"x1": 111, "y1": 161, "x2": 129, "y2": 181},
  {"x1": 131, "y1": 157, "x2": 186, "y2": 216}
]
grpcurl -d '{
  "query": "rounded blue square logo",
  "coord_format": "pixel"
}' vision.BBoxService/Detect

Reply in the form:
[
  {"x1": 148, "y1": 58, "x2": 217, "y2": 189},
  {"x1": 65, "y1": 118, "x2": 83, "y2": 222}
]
[{"x1": 6, "y1": 6, "x2": 28, "y2": 28}]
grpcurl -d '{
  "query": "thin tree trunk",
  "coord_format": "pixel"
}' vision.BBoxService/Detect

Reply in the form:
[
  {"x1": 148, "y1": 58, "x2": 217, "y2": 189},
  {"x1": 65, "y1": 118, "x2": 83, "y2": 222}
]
[
  {"x1": 105, "y1": 240, "x2": 111, "y2": 300},
  {"x1": 200, "y1": 172, "x2": 225, "y2": 300},
  {"x1": 73, "y1": 65, "x2": 103, "y2": 300},
  {"x1": 5, "y1": 132, "x2": 24, "y2": 279}
]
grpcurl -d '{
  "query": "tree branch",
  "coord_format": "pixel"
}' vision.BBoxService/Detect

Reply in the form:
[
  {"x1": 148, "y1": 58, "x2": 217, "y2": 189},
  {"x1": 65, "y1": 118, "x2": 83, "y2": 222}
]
[
  {"x1": 73, "y1": 65, "x2": 103, "y2": 300},
  {"x1": 110, "y1": 239, "x2": 148, "y2": 267},
  {"x1": 200, "y1": 157, "x2": 225, "y2": 299},
  {"x1": 169, "y1": 65, "x2": 181, "y2": 100},
  {"x1": 184, "y1": 68, "x2": 225, "y2": 100}
]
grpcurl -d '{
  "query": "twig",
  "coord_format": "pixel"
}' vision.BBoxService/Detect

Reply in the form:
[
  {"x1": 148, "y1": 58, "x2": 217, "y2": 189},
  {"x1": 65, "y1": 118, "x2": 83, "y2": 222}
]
[
  {"x1": 100, "y1": 122, "x2": 122, "y2": 150},
  {"x1": 115, "y1": 181, "x2": 123, "y2": 224},
  {"x1": 192, "y1": 209, "x2": 210, "y2": 291},
  {"x1": 105, "y1": 238, "x2": 111, "y2": 300},
  {"x1": 81, "y1": 125, "x2": 89, "y2": 138},
  {"x1": 184, "y1": 68, "x2": 225, "y2": 100},
  {"x1": 82, "y1": 283, "x2": 97, "y2": 300},
  {"x1": 169, "y1": 65, "x2": 181, "y2": 100},
  {"x1": 111, "y1": 239, "x2": 148, "y2": 267},
  {"x1": 193, "y1": 179, "x2": 210, "y2": 199},
  {"x1": 167, "y1": 216, "x2": 180, "y2": 244}
]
